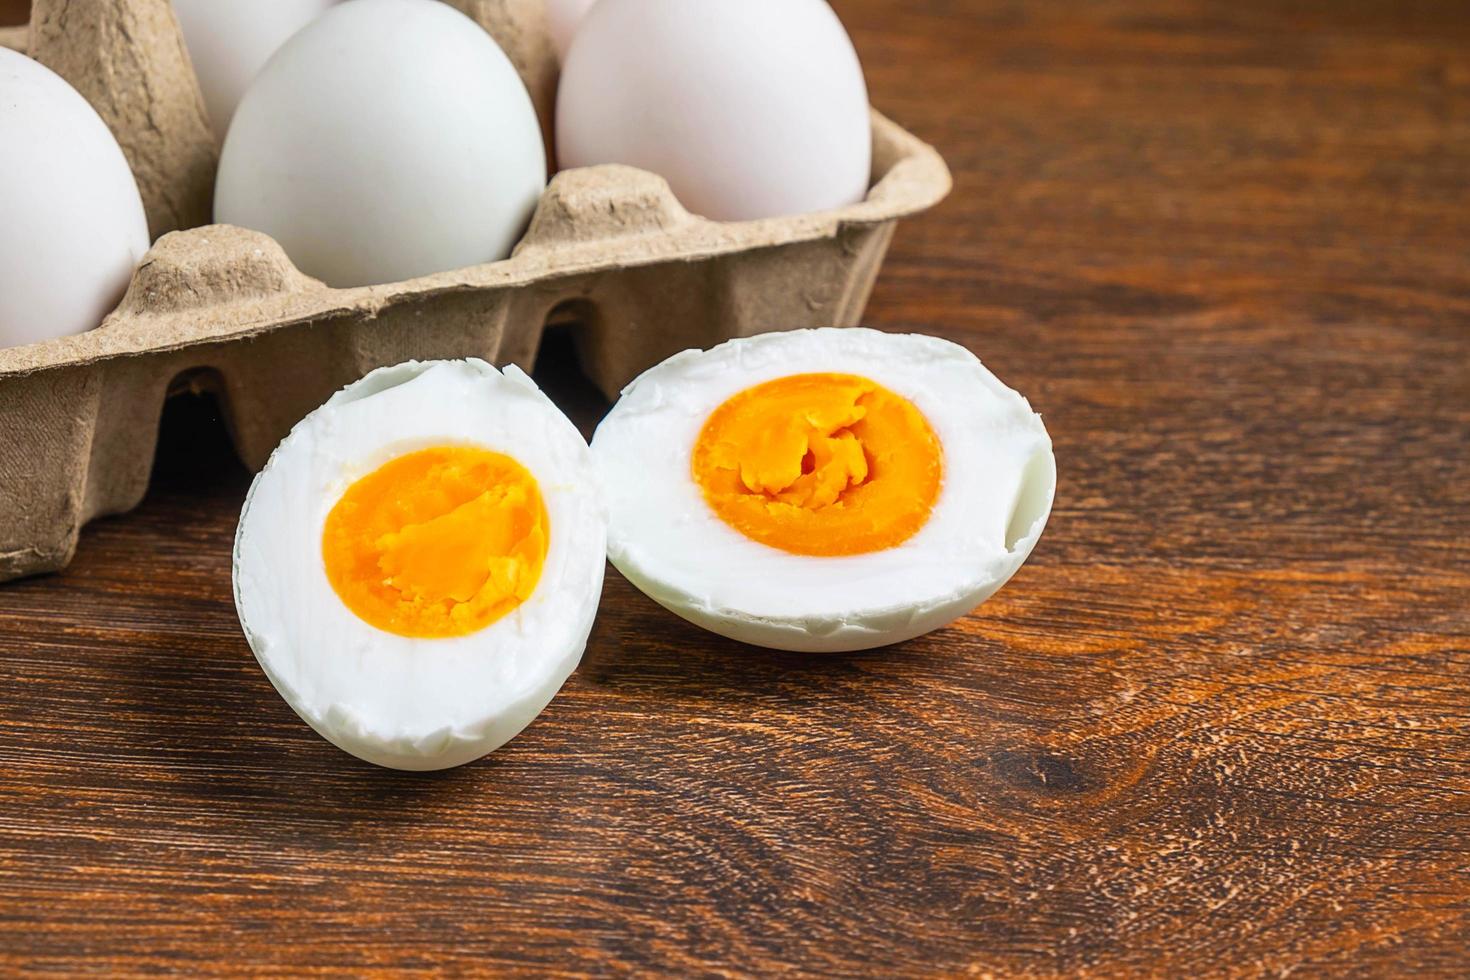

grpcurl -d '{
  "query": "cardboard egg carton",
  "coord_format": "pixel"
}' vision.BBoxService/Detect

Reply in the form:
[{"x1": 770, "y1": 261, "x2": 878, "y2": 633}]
[{"x1": 0, "y1": 0, "x2": 951, "y2": 583}]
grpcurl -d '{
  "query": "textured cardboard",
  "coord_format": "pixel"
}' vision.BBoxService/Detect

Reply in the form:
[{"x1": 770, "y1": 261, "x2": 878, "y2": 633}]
[{"x1": 0, "y1": 0, "x2": 951, "y2": 582}]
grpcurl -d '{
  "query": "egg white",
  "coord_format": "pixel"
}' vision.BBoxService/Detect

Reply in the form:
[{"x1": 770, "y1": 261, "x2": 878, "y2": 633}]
[
  {"x1": 233, "y1": 360, "x2": 606, "y2": 770},
  {"x1": 215, "y1": 0, "x2": 546, "y2": 287},
  {"x1": 0, "y1": 47, "x2": 149, "y2": 348},
  {"x1": 591, "y1": 328, "x2": 1056, "y2": 652}
]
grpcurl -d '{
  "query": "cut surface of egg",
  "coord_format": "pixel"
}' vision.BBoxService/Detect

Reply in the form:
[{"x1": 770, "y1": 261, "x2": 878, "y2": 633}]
[
  {"x1": 234, "y1": 360, "x2": 606, "y2": 770},
  {"x1": 215, "y1": 0, "x2": 546, "y2": 288},
  {"x1": 591, "y1": 329, "x2": 1056, "y2": 653},
  {"x1": 0, "y1": 48, "x2": 150, "y2": 349}
]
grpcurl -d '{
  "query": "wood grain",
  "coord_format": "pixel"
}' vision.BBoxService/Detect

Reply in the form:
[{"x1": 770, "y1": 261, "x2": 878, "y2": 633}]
[{"x1": 2, "y1": 0, "x2": 1468, "y2": 975}]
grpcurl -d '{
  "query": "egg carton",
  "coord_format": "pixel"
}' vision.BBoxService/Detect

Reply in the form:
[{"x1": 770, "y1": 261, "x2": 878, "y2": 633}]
[{"x1": 0, "y1": 0, "x2": 951, "y2": 583}]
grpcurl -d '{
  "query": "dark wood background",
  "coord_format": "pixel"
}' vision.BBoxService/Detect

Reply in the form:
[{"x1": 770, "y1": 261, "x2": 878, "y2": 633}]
[{"x1": 2, "y1": 0, "x2": 1468, "y2": 975}]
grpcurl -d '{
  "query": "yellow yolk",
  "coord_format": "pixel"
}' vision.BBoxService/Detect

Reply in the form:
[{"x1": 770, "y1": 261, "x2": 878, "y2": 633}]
[
  {"x1": 691, "y1": 373, "x2": 942, "y2": 556},
  {"x1": 322, "y1": 446, "x2": 548, "y2": 639}
]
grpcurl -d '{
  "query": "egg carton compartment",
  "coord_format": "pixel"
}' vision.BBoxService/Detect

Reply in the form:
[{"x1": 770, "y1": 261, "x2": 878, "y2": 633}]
[{"x1": 0, "y1": 0, "x2": 951, "y2": 583}]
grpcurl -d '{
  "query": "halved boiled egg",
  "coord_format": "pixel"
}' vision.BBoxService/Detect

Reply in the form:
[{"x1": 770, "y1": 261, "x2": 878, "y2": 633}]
[
  {"x1": 591, "y1": 329, "x2": 1055, "y2": 652},
  {"x1": 233, "y1": 360, "x2": 606, "y2": 770}
]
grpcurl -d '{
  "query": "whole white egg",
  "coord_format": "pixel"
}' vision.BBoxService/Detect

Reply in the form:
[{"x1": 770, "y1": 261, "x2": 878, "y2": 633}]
[
  {"x1": 171, "y1": 0, "x2": 339, "y2": 145},
  {"x1": 592, "y1": 329, "x2": 1057, "y2": 653},
  {"x1": 556, "y1": 0, "x2": 872, "y2": 222},
  {"x1": 234, "y1": 359, "x2": 606, "y2": 770},
  {"x1": 0, "y1": 48, "x2": 150, "y2": 349},
  {"x1": 215, "y1": 0, "x2": 547, "y2": 288},
  {"x1": 545, "y1": 0, "x2": 597, "y2": 62}
]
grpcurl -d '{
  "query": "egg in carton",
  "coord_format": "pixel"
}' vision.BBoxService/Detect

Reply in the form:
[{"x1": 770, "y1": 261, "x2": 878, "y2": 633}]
[{"x1": 0, "y1": 0, "x2": 951, "y2": 584}]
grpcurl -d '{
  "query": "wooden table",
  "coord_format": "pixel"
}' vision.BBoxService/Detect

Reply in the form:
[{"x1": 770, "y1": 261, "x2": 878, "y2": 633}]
[{"x1": 3, "y1": 1, "x2": 1468, "y2": 975}]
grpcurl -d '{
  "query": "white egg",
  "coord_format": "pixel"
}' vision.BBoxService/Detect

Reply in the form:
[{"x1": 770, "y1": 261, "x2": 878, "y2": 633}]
[
  {"x1": 215, "y1": 0, "x2": 546, "y2": 288},
  {"x1": 546, "y1": 0, "x2": 598, "y2": 62},
  {"x1": 0, "y1": 48, "x2": 150, "y2": 349},
  {"x1": 591, "y1": 329, "x2": 1056, "y2": 653},
  {"x1": 172, "y1": 0, "x2": 339, "y2": 145},
  {"x1": 556, "y1": 0, "x2": 871, "y2": 222},
  {"x1": 233, "y1": 360, "x2": 606, "y2": 770}
]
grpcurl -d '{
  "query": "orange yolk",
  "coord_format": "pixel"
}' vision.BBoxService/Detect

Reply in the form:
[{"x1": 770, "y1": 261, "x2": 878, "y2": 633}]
[
  {"x1": 691, "y1": 373, "x2": 942, "y2": 556},
  {"x1": 322, "y1": 446, "x2": 548, "y2": 639}
]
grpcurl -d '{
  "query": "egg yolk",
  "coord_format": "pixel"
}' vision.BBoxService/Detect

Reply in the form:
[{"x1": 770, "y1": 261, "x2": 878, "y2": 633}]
[
  {"x1": 691, "y1": 373, "x2": 942, "y2": 556},
  {"x1": 321, "y1": 446, "x2": 548, "y2": 639}
]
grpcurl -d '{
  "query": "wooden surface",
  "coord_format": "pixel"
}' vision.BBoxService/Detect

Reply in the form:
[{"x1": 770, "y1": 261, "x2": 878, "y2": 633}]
[{"x1": 3, "y1": 0, "x2": 1469, "y2": 975}]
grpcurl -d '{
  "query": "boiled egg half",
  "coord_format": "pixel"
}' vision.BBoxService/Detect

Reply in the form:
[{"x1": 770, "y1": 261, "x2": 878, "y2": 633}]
[
  {"x1": 591, "y1": 329, "x2": 1056, "y2": 652},
  {"x1": 233, "y1": 360, "x2": 606, "y2": 770}
]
